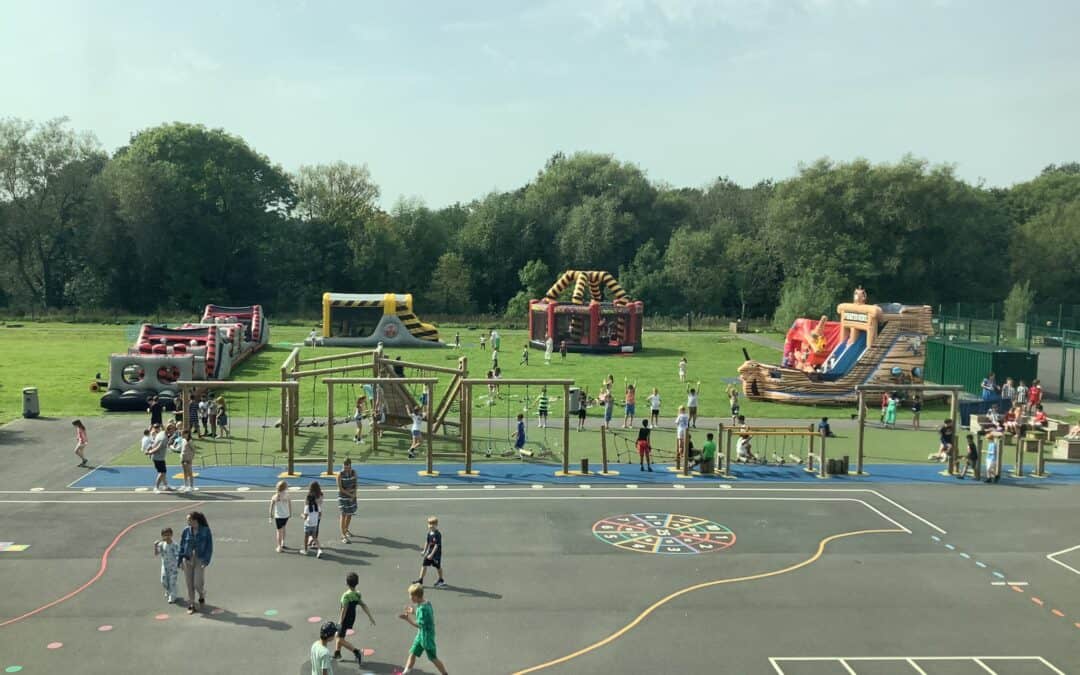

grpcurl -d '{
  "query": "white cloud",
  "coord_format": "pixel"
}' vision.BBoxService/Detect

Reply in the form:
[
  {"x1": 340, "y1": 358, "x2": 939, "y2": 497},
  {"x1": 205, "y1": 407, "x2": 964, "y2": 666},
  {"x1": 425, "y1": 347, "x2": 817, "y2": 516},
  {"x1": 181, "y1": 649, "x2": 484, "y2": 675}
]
[{"x1": 624, "y1": 34, "x2": 670, "y2": 58}]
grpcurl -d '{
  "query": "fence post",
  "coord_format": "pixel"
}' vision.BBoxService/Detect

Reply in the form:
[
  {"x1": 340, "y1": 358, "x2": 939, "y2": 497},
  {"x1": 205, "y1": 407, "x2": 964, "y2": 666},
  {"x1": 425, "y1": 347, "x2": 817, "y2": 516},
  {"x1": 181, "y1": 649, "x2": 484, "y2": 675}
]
[
  {"x1": 600, "y1": 425, "x2": 610, "y2": 474},
  {"x1": 856, "y1": 389, "x2": 866, "y2": 475},
  {"x1": 818, "y1": 433, "x2": 828, "y2": 479},
  {"x1": 463, "y1": 384, "x2": 474, "y2": 476},
  {"x1": 968, "y1": 318, "x2": 973, "y2": 342},
  {"x1": 326, "y1": 383, "x2": 335, "y2": 476},
  {"x1": 424, "y1": 382, "x2": 435, "y2": 476},
  {"x1": 562, "y1": 383, "x2": 570, "y2": 475},
  {"x1": 1061, "y1": 340, "x2": 1068, "y2": 402},
  {"x1": 974, "y1": 434, "x2": 982, "y2": 481},
  {"x1": 723, "y1": 427, "x2": 733, "y2": 478},
  {"x1": 683, "y1": 429, "x2": 692, "y2": 477},
  {"x1": 995, "y1": 320, "x2": 1001, "y2": 346}
]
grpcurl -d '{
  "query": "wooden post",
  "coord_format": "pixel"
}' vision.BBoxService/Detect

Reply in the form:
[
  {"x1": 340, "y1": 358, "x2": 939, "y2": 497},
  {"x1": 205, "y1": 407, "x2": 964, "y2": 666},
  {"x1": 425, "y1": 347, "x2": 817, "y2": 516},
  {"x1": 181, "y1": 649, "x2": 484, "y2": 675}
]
[
  {"x1": 280, "y1": 367, "x2": 288, "y2": 455},
  {"x1": 286, "y1": 390, "x2": 295, "y2": 476},
  {"x1": 974, "y1": 434, "x2": 983, "y2": 481},
  {"x1": 1033, "y1": 437, "x2": 1046, "y2": 477},
  {"x1": 683, "y1": 428, "x2": 692, "y2": 477},
  {"x1": 463, "y1": 384, "x2": 473, "y2": 475},
  {"x1": 716, "y1": 423, "x2": 724, "y2": 475},
  {"x1": 818, "y1": 432, "x2": 828, "y2": 479},
  {"x1": 856, "y1": 389, "x2": 866, "y2": 474},
  {"x1": 326, "y1": 382, "x2": 335, "y2": 476},
  {"x1": 724, "y1": 427, "x2": 733, "y2": 477},
  {"x1": 948, "y1": 392, "x2": 960, "y2": 476},
  {"x1": 994, "y1": 435, "x2": 1004, "y2": 479},
  {"x1": 600, "y1": 424, "x2": 609, "y2": 474},
  {"x1": 562, "y1": 383, "x2": 571, "y2": 475},
  {"x1": 1013, "y1": 434, "x2": 1024, "y2": 478},
  {"x1": 371, "y1": 386, "x2": 380, "y2": 455},
  {"x1": 425, "y1": 382, "x2": 435, "y2": 476}
]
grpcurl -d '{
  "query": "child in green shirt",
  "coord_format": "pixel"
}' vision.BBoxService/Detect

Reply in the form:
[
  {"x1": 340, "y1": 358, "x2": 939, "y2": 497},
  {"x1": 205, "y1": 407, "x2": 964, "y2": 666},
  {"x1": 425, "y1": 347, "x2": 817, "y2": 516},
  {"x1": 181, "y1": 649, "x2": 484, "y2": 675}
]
[
  {"x1": 400, "y1": 583, "x2": 448, "y2": 675},
  {"x1": 334, "y1": 572, "x2": 375, "y2": 663}
]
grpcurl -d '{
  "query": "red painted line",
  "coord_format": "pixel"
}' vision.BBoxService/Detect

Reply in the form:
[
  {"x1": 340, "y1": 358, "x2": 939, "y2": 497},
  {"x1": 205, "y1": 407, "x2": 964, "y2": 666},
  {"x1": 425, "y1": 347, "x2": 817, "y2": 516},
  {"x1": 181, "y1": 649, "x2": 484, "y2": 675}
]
[
  {"x1": 1031, "y1": 597, "x2": 1044, "y2": 606},
  {"x1": 1051, "y1": 609, "x2": 1065, "y2": 617},
  {"x1": 0, "y1": 501, "x2": 202, "y2": 628}
]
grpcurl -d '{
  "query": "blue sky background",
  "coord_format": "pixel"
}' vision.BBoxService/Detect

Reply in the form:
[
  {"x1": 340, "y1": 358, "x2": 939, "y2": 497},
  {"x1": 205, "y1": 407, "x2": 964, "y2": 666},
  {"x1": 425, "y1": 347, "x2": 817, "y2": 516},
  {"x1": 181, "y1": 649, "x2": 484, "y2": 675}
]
[{"x1": 3, "y1": 0, "x2": 1078, "y2": 206}]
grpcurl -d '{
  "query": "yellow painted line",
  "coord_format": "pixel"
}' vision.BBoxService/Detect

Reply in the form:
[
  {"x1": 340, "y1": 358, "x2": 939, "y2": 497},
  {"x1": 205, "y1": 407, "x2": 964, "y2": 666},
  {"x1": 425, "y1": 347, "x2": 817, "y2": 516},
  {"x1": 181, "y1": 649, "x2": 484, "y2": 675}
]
[{"x1": 512, "y1": 527, "x2": 903, "y2": 674}]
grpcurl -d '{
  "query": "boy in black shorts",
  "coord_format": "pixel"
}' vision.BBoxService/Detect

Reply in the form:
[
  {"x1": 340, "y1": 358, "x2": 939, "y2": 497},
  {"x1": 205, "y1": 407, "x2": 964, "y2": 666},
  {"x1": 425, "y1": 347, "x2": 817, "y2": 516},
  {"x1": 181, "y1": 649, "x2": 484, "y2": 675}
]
[
  {"x1": 334, "y1": 571, "x2": 375, "y2": 663},
  {"x1": 415, "y1": 516, "x2": 446, "y2": 588},
  {"x1": 576, "y1": 391, "x2": 588, "y2": 431},
  {"x1": 636, "y1": 419, "x2": 653, "y2": 472}
]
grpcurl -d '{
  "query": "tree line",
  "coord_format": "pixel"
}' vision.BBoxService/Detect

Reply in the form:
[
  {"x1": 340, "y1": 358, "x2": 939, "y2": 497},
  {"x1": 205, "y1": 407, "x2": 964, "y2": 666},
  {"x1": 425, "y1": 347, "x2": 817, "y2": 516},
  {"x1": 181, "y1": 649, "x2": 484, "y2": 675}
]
[{"x1": 1, "y1": 118, "x2": 1077, "y2": 327}]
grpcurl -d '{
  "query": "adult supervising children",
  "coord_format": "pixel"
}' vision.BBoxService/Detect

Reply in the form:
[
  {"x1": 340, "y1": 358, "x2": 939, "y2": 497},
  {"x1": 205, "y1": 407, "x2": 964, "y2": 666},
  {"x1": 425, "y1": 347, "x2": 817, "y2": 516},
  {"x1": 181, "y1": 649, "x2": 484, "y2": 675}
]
[
  {"x1": 337, "y1": 458, "x2": 358, "y2": 544},
  {"x1": 178, "y1": 511, "x2": 213, "y2": 614},
  {"x1": 399, "y1": 583, "x2": 449, "y2": 675},
  {"x1": 415, "y1": 516, "x2": 446, "y2": 588}
]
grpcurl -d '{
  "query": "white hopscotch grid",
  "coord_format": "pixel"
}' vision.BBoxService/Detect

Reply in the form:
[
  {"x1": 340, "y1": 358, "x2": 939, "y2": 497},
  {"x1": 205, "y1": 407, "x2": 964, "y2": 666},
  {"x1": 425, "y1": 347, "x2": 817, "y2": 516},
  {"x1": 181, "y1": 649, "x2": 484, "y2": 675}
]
[{"x1": 769, "y1": 656, "x2": 1066, "y2": 675}]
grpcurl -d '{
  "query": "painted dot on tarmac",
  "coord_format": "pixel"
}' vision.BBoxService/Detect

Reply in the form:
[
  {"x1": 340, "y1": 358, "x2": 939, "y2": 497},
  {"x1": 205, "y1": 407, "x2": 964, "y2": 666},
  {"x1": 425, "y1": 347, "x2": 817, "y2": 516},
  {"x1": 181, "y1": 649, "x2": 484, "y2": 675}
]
[
  {"x1": 307, "y1": 616, "x2": 321, "y2": 623},
  {"x1": 97, "y1": 625, "x2": 113, "y2": 632},
  {"x1": 154, "y1": 613, "x2": 169, "y2": 621},
  {"x1": 46, "y1": 642, "x2": 63, "y2": 650},
  {"x1": 263, "y1": 609, "x2": 278, "y2": 617},
  {"x1": 6, "y1": 666, "x2": 24, "y2": 673},
  {"x1": 346, "y1": 628, "x2": 355, "y2": 636},
  {"x1": 30, "y1": 487, "x2": 45, "y2": 492},
  {"x1": 82, "y1": 487, "x2": 97, "y2": 492},
  {"x1": 362, "y1": 648, "x2": 375, "y2": 657}
]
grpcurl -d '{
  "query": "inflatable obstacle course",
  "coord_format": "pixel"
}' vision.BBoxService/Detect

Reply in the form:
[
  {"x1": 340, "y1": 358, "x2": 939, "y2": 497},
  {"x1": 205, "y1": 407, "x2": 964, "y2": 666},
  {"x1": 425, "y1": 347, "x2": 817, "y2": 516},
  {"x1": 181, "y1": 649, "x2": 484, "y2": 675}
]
[
  {"x1": 311, "y1": 292, "x2": 442, "y2": 348},
  {"x1": 528, "y1": 270, "x2": 644, "y2": 354},
  {"x1": 100, "y1": 304, "x2": 269, "y2": 411},
  {"x1": 739, "y1": 289, "x2": 932, "y2": 405}
]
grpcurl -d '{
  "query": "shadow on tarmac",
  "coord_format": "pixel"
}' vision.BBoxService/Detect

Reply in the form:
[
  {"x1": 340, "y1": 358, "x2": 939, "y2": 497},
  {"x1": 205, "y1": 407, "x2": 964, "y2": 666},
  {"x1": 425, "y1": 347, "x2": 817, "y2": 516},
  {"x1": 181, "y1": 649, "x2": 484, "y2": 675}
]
[
  {"x1": 298, "y1": 657, "x2": 400, "y2": 674},
  {"x1": 198, "y1": 606, "x2": 291, "y2": 631},
  {"x1": 353, "y1": 535, "x2": 423, "y2": 552},
  {"x1": 439, "y1": 583, "x2": 502, "y2": 600}
]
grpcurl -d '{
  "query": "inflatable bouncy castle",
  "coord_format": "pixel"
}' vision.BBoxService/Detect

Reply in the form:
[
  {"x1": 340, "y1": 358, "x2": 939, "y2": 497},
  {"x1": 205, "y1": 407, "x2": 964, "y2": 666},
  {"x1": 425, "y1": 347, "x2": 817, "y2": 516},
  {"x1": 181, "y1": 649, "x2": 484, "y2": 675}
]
[
  {"x1": 99, "y1": 304, "x2": 269, "y2": 411},
  {"x1": 528, "y1": 270, "x2": 644, "y2": 354},
  {"x1": 309, "y1": 293, "x2": 442, "y2": 347},
  {"x1": 739, "y1": 288, "x2": 933, "y2": 405}
]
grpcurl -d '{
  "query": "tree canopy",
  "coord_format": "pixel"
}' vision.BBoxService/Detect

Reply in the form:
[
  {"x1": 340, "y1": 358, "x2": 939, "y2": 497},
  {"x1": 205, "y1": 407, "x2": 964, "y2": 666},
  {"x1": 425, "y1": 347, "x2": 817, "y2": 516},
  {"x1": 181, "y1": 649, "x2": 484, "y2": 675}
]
[{"x1": 0, "y1": 117, "x2": 1074, "y2": 320}]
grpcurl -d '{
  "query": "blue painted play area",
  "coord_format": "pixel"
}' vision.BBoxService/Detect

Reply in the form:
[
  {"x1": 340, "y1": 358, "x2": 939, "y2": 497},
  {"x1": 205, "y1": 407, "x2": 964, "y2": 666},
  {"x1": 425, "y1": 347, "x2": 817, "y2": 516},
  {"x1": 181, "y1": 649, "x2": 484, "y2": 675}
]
[{"x1": 71, "y1": 460, "x2": 1080, "y2": 489}]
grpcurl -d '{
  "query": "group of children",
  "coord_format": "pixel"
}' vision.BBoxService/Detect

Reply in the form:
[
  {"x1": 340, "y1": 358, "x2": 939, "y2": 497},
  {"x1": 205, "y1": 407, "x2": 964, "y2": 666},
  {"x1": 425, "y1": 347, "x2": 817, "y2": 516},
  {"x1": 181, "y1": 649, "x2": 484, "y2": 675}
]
[{"x1": 140, "y1": 421, "x2": 197, "y2": 492}]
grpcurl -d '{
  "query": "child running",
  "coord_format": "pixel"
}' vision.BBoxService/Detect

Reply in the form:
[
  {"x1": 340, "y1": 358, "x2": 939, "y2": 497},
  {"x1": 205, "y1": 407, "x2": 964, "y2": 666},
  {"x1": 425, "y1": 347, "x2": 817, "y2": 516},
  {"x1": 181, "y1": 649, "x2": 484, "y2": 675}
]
[
  {"x1": 399, "y1": 583, "x2": 449, "y2": 675},
  {"x1": 334, "y1": 572, "x2": 375, "y2": 664},
  {"x1": 178, "y1": 429, "x2": 196, "y2": 492},
  {"x1": 647, "y1": 388, "x2": 661, "y2": 427},
  {"x1": 72, "y1": 419, "x2": 88, "y2": 467},
  {"x1": 302, "y1": 481, "x2": 324, "y2": 558},
  {"x1": 415, "y1": 516, "x2": 446, "y2": 588},
  {"x1": 269, "y1": 480, "x2": 292, "y2": 552},
  {"x1": 637, "y1": 419, "x2": 653, "y2": 471},
  {"x1": 353, "y1": 395, "x2": 366, "y2": 444},
  {"x1": 154, "y1": 527, "x2": 181, "y2": 603},
  {"x1": 727, "y1": 384, "x2": 740, "y2": 425}
]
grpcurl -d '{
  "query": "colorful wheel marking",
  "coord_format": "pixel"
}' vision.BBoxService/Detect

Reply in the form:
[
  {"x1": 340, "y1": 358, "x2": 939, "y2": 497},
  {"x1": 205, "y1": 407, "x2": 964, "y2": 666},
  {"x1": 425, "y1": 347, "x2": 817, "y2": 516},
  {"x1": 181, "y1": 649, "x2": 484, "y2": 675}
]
[{"x1": 592, "y1": 513, "x2": 736, "y2": 555}]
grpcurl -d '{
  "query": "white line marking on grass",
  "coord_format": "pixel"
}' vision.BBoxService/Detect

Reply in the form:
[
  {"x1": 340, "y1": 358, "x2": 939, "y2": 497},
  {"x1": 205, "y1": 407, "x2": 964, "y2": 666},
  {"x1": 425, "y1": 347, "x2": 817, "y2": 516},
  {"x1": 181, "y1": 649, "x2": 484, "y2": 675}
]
[
  {"x1": 1046, "y1": 544, "x2": 1080, "y2": 577},
  {"x1": 907, "y1": 658, "x2": 929, "y2": 674},
  {"x1": 972, "y1": 659, "x2": 997, "y2": 674}
]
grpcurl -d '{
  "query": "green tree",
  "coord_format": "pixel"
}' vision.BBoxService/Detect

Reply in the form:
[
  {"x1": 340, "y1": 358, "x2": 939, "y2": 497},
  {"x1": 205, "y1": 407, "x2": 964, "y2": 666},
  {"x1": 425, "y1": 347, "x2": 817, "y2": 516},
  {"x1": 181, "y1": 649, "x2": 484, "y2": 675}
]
[
  {"x1": 664, "y1": 225, "x2": 729, "y2": 314},
  {"x1": 1010, "y1": 200, "x2": 1080, "y2": 303},
  {"x1": 772, "y1": 273, "x2": 847, "y2": 331},
  {"x1": 101, "y1": 123, "x2": 295, "y2": 310},
  {"x1": 425, "y1": 252, "x2": 473, "y2": 314},
  {"x1": 503, "y1": 259, "x2": 551, "y2": 320},
  {"x1": 724, "y1": 233, "x2": 780, "y2": 318},
  {"x1": 294, "y1": 161, "x2": 379, "y2": 224},
  {"x1": 1003, "y1": 280, "x2": 1036, "y2": 329},
  {"x1": 0, "y1": 117, "x2": 106, "y2": 307}
]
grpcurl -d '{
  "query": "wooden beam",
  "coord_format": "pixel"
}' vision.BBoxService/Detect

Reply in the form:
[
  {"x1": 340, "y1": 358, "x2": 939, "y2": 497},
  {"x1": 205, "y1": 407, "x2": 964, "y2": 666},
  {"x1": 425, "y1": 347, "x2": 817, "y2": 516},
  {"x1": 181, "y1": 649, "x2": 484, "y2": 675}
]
[
  {"x1": 290, "y1": 363, "x2": 375, "y2": 379},
  {"x1": 178, "y1": 380, "x2": 299, "y2": 389},
  {"x1": 297, "y1": 349, "x2": 377, "y2": 366}
]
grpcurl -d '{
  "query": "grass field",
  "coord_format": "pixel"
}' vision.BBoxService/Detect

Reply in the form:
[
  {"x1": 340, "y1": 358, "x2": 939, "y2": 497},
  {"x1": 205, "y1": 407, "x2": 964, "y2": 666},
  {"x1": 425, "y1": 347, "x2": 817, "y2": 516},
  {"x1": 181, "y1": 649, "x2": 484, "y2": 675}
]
[
  {"x1": 4, "y1": 321, "x2": 960, "y2": 470},
  {"x1": 0, "y1": 322, "x2": 842, "y2": 424}
]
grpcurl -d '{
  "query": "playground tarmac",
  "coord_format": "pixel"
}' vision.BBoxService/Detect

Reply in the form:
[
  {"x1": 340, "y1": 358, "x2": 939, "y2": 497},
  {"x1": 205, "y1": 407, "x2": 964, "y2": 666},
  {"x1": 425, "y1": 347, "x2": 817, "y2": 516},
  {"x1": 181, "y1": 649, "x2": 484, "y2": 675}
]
[{"x1": 3, "y1": 418, "x2": 1080, "y2": 674}]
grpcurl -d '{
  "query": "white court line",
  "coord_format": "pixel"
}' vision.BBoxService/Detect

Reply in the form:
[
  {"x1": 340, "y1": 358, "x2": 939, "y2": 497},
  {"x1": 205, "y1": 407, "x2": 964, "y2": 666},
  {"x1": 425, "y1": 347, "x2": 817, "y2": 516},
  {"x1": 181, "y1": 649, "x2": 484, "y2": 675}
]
[
  {"x1": 767, "y1": 657, "x2": 785, "y2": 675},
  {"x1": 838, "y1": 658, "x2": 857, "y2": 674},
  {"x1": 973, "y1": 658, "x2": 998, "y2": 673},
  {"x1": 990, "y1": 581, "x2": 1028, "y2": 586},
  {"x1": 1046, "y1": 544, "x2": 1080, "y2": 577},
  {"x1": 907, "y1": 658, "x2": 928, "y2": 674},
  {"x1": 770, "y1": 657, "x2": 1066, "y2": 674},
  {"x1": 867, "y1": 489, "x2": 947, "y2": 534},
  {"x1": 1038, "y1": 656, "x2": 1068, "y2": 675},
  {"x1": 65, "y1": 464, "x2": 104, "y2": 488}
]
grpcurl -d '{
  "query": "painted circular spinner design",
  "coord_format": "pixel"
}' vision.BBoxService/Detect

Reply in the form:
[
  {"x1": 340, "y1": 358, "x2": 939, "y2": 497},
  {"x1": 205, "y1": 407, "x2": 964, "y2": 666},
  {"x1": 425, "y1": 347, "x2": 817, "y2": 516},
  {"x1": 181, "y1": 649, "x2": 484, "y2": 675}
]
[{"x1": 592, "y1": 513, "x2": 736, "y2": 555}]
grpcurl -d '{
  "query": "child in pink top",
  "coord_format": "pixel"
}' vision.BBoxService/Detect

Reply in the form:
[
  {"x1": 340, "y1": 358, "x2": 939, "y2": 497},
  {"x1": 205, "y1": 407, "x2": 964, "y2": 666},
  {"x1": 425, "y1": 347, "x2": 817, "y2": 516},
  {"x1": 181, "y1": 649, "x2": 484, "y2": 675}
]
[{"x1": 72, "y1": 420, "x2": 88, "y2": 467}]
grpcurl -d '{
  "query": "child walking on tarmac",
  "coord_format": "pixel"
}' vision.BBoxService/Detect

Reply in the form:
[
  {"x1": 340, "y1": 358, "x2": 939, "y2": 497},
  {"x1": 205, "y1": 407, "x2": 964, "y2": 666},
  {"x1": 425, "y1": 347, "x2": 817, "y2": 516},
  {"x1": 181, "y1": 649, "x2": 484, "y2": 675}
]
[
  {"x1": 958, "y1": 434, "x2": 978, "y2": 479},
  {"x1": 72, "y1": 419, "x2": 88, "y2": 467},
  {"x1": 399, "y1": 583, "x2": 449, "y2": 675},
  {"x1": 154, "y1": 527, "x2": 181, "y2": 603},
  {"x1": 415, "y1": 516, "x2": 446, "y2": 588},
  {"x1": 334, "y1": 572, "x2": 375, "y2": 664}
]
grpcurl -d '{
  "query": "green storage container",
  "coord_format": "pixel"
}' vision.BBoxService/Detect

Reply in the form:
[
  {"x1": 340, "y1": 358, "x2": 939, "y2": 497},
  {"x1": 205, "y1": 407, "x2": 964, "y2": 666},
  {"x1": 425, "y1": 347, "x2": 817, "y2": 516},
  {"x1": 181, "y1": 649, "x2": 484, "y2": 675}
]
[{"x1": 925, "y1": 338, "x2": 1039, "y2": 396}]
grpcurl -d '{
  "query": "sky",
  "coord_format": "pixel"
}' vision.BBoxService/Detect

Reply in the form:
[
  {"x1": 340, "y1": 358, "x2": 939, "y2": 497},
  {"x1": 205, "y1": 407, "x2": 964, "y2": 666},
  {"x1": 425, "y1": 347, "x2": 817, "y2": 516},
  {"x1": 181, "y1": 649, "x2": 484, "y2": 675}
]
[{"x1": 3, "y1": 0, "x2": 1078, "y2": 207}]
